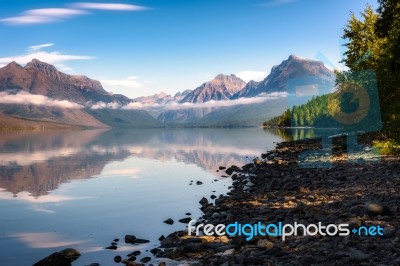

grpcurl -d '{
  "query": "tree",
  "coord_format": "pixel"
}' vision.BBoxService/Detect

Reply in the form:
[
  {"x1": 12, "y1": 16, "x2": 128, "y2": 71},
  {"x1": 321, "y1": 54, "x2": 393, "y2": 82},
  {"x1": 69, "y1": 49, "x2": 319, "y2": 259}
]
[
  {"x1": 341, "y1": 2, "x2": 400, "y2": 138},
  {"x1": 342, "y1": 5, "x2": 386, "y2": 71}
]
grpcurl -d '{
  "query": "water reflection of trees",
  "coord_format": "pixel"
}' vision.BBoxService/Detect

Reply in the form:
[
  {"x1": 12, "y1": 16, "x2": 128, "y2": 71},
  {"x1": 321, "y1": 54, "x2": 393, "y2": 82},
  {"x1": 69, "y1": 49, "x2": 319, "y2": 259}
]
[{"x1": 265, "y1": 127, "x2": 341, "y2": 142}]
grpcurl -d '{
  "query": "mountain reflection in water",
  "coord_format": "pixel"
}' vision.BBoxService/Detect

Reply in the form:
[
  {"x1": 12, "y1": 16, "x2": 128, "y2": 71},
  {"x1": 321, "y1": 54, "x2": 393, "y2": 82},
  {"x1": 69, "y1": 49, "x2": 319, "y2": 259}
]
[
  {"x1": 0, "y1": 128, "x2": 282, "y2": 198},
  {"x1": 0, "y1": 128, "x2": 285, "y2": 265}
]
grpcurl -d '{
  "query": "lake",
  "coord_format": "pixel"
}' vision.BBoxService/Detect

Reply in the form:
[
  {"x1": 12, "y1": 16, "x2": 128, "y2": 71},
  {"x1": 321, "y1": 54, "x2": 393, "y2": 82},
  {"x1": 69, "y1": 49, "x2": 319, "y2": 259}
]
[{"x1": 0, "y1": 128, "x2": 282, "y2": 265}]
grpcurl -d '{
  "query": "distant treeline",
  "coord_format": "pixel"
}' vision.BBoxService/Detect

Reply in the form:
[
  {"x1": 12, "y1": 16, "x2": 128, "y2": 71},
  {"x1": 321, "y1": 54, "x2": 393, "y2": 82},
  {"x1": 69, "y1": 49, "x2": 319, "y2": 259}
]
[{"x1": 263, "y1": 94, "x2": 341, "y2": 128}]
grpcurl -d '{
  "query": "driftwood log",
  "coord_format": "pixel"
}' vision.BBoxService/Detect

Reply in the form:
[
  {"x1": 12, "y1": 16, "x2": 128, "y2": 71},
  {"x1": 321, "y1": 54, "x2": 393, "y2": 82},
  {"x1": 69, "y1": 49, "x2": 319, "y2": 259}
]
[{"x1": 32, "y1": 248, "x2": 80, "y2": 266}]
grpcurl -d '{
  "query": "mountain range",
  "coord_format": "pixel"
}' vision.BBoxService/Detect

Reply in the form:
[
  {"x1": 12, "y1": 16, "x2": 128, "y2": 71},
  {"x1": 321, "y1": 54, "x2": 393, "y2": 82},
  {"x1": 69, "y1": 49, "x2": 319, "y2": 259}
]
[{"x1": 0, "y1": 55, "x2": 335, "y2": 129}]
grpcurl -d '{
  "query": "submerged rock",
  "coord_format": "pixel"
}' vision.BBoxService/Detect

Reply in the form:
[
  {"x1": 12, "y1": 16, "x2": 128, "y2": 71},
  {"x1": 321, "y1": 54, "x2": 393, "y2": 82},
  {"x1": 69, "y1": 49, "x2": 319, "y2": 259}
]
[
  {"x1": 33, "y1": 248, "x2": 81, "y2": 266},
  {"x1": 163, "y1": 218, "x2": 174, "y2": 225},
  {"x1": 124, "y1": 235, "x2": 137, "y2": 244},
  {"x1": 178, "y1": 217, "x2": 192, "y2": 223}
]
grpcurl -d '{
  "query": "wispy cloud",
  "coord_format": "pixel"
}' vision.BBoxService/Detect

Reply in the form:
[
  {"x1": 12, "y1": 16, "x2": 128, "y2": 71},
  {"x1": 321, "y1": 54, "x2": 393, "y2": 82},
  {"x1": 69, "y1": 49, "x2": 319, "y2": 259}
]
[
  {"x1": 236, "y1": 71, "x2": 266, "y2": 82},
  {"x1": 263, "y1": 0, "x2": 297, "y2": 7},
  {"x1": 136, "y1": 92, "x2": 288, "y2": 110},
  {"x1": 0, "y1": 50, "x2": 94, "y2": 68},
  {"x1": 0, "y1": 8, "x2": 88, "y2": 25},
  {"x1": 90, "y1": 92, "x2": 288, "y2": 110},
  {"x1": 71, "y1": 2, "x2": 148, "y2": 11},
  {"x1": 0, "y1": 91, "x2": 83, "y2": 109},
  {"x1": 1, "y1": 2, "x2": 148, "y2": 25},
  {"x1": 90, "y1": 101, "x2": 122, "y2": 109},
  {"x1": 28, "y1": 43, "x2": 54, "y2": 51}
]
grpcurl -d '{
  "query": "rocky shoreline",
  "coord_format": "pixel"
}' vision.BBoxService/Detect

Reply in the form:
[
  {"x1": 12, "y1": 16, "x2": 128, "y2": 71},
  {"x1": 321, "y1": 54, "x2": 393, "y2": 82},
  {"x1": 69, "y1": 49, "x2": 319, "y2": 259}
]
[
  {"x1": 154, "y1": 136, "x2": 400, "y2": 265},
  {"x1": 34, "y1": 136, "x2": 400, "y2": 266}
]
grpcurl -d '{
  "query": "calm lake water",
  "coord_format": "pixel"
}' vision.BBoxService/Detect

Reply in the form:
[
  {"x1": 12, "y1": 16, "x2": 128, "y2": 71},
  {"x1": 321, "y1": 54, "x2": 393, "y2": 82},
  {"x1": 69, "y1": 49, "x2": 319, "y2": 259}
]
[{"x1": 0, "y1": 128, "x2": 283, "y2": 265}]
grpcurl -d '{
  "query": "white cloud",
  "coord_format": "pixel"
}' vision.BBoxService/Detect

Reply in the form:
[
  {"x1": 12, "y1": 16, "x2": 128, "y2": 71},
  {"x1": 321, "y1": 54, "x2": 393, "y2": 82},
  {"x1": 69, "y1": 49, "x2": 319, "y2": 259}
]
[
  {"x1": 72, "y1": 2, "x2": 148, "y2": 11},
  {"x1": 0, "y1": 50, "x2": 94, "y2": 68},
  {"x1": 1, "y1": 3, "x2": 149, "y2": 25},
  {"x1": 0, "y1": 8, "x2": 88, "y2": 25},
  {"x1": 28, "y1": 43, "x2": 54, "y2": 51},
  {"x1": 89, "y1": 92, "x2": 287, "y2": 111},
  {"x1": 263, "y1": 0, "x2": 297, "y2": 7},
  {"x1": 90, "y1": 101, "x2": 122, "y2": 109},
  {"x1": 0, "y1": 91, "x2": 83, "y2": 109},
  {"x1": 124, "y1": 91, "x2": 288, "y2": 110},
  {"x1": 27, "y1": 8, "x2": 87, "y2": 17},
  {"x1": 236, "y1": 71, "x2": 266, "y2": 82}
]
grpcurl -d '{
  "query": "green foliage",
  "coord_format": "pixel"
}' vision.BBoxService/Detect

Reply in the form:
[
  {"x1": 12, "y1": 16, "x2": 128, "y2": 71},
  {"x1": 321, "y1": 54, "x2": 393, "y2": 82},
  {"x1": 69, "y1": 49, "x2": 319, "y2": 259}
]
[
  {"x1": 342, "y1": 5, "x2": 385, "y2": 71},
  {"x1": 373, "y1": 140, "x2": 400, "y2": 155},
  {"x1": 263, "y1": 116, "x2": 279, "y2": 127},
  {"x1": 341, "y1": 1, "x2": 400, "y2": 140},
  {"x1": 264, "y1": 94, "x2": 341, "y2": 128},
  {"x1": 290, "y1": 95, "x2": 339, "y2": 127},
  {"x1": 263, "y1": 108, "x2": 292, "y2": 127},
  {"x1": 278, "y1": 109, "x2": 291, "y2": 127}
]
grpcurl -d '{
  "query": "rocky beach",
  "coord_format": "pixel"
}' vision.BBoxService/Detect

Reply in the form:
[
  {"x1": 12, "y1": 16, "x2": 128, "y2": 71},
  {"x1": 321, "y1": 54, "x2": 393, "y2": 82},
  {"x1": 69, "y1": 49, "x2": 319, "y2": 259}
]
[
  {"x1": 154, "y1": 135, "x2": 400, "y2": 266},
  {"x1": 34, "y1": 135, "x2": 400, "y2": 266}
]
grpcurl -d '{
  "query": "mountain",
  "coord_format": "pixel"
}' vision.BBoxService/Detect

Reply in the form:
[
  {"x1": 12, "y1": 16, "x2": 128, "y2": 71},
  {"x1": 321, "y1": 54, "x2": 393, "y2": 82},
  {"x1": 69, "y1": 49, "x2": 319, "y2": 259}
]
[
  {"x1": 157, "y1": 74, "x2": 246, "y2": 123},
  {"x1": 133, "y1": 92, "x2": 175, "y2": 105},
  {"x1": 180, "y1": 74, "x2": 246, "y2": 103},
  {"x1": 87, "y1": 108, "x2": 161, "y2": 128},
  {"x1": 174, "y1": 89, "x2": 193, "y2": 101},
  {"x1": 132, "y1": 90, "x2": 194, "y2": 106},
  {"x1": 158, "y1": 108, "x2": 212, "y2": 124},
  {"x1": 0, "y1": 59, "x2": 131, "y2": 105},
  {"x1": 234, "y1": 55, "x2": 335, "y2": 98},
  {"x1": 156, "y1": 57, "x2": 334, "y2": 125},
  {"x1": 0, "y1": 55, "x2": 336, "y2": 129},
  {"x1": 0, "y1": 59, "x2": 161, "y2": 129},
  {"x1": 0, "y1": 104, "x2": 108, "y2": 128}
]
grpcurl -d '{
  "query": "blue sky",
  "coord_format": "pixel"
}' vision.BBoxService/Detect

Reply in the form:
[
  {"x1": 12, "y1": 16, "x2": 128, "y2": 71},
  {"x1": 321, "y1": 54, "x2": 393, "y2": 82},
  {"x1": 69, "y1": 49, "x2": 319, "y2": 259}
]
[{"x1": 0, "y1": 0, "x2": 377, "y2": 98}]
